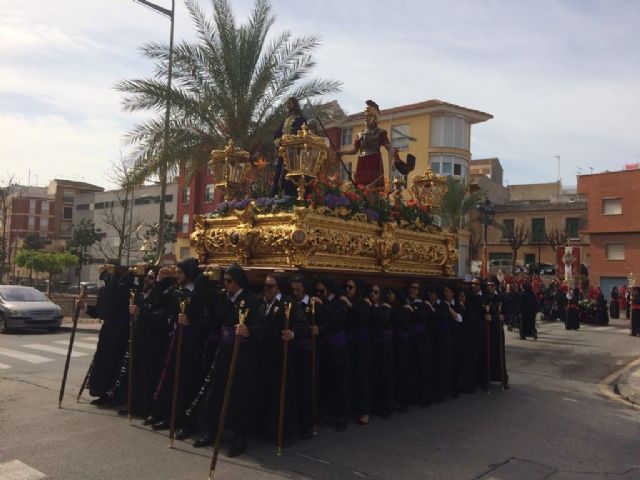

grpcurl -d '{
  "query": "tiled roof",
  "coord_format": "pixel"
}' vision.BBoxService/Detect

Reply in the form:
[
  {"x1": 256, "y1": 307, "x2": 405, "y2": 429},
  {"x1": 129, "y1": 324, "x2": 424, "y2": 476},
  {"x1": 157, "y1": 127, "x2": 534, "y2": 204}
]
[{"x1": 343, "y1": 99, "x2": 493, "y2": 122}]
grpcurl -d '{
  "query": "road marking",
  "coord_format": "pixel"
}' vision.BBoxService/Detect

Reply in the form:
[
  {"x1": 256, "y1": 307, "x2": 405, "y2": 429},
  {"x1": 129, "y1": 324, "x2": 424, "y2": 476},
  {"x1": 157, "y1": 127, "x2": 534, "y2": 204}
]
[
  {"x1": 0, "y1": 347, "x2": 52, "y2": 364},
  {"x1": 77, "y1": 336, "x2": 98, "y2": 343},
  {"x1": 53, "y1": 340, "x2": 97, "y2": 350},
  {"x1": 592, "y1": 326, "x2": 615, "y2": 331},
  {"x1": 0, "y1": 459, "x2": 47, "y2": 479},
  {"x1": 23, "y1": 344, "x2": 87, "y2": 357},
  {"x1": 0, "y1": 362, "x2": 11, "y2": 369}
]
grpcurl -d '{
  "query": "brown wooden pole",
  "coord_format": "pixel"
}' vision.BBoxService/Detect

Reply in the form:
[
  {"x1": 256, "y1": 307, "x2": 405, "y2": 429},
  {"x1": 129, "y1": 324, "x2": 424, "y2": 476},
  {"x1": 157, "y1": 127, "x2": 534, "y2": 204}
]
[
  {"x1": 498, "y1": 303, "x2": 506, "y2": 391},
  {"x1": 208, "y1": 305, "x2": 249, "y2": 480},
  {"x1": 276, "y1": 303, "x2": 292, "y2": 456},
  {"x1": 58, "y1": 286, "x2": 85, "y2": 407}
]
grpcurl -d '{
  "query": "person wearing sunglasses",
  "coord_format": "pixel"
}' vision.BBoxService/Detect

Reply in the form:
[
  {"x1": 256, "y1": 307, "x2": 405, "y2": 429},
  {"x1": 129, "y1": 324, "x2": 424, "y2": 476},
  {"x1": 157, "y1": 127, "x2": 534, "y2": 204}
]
[
  {"x1": 344, "y1": 279, "x2": 372, "y2": 426},
  {"x1": 368, "y1": 283, "x2": 394, "y2": 419},
  {"x1": 311, "y1": 277, "x2": 350, "y2": 432},
  {"x1": 255, "y1": 273, "x2": 298, "y2": 447},
  {"x1": 194, "y1": 263, "x2": 262, "y2": 458}
]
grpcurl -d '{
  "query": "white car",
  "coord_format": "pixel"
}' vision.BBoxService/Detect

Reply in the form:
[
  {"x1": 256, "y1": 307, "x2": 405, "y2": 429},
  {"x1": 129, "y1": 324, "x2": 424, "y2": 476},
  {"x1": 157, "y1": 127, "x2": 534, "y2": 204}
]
[{"x1": 0, "y1": 286, "x2": 64, "y2": 333}]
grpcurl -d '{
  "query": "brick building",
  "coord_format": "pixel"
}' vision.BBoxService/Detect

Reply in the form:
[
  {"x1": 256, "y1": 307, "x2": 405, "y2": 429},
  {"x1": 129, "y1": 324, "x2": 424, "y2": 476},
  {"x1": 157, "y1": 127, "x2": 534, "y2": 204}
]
[{"x1": 577, "y1": 169, "x2": 640, "y2": 295}]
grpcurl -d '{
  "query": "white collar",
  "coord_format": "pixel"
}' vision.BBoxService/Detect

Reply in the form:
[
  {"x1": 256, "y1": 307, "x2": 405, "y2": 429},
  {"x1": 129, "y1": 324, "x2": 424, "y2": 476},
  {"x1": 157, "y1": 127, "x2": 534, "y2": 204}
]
[{"x1": 229, "y1": 288, "x2": 243, "y2": 303}]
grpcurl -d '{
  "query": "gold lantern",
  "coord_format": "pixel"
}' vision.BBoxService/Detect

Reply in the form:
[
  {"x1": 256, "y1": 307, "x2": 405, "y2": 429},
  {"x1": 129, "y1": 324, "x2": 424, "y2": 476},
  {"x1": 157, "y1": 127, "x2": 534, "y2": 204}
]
[
  {"x1": 209, "y1": 140, "x2": 251, "y2": 201},
  {"x1": 409, "y1": 168, "x2": 447, "y2": 210},
  {"x1": 279, "y1": 124, "x2": 329, "y2": 202}
]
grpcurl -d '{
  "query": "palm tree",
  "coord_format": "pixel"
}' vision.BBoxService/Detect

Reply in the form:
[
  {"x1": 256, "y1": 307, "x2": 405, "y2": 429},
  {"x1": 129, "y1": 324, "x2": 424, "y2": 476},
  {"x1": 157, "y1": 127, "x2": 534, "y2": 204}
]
[
  {"x1": 116, "y1": 0, "x2": 341, "y2": 258},
  {"x1": 439, "y1": 176, "x2": 484, "y2": 232}
]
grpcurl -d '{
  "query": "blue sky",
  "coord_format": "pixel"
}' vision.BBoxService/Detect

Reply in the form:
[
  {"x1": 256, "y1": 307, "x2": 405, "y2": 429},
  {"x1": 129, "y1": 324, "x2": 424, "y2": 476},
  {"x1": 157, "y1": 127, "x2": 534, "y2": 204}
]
[{"x1": 1, "y1": 0, "x2": 639, "y2": 189}]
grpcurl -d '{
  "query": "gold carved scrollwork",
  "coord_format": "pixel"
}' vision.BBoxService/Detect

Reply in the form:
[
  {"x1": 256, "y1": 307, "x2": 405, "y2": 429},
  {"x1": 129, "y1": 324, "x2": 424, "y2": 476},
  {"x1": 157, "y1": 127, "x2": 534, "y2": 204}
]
[{"x1": 190, "y1": 207, "x2": 459, "y2": 277}]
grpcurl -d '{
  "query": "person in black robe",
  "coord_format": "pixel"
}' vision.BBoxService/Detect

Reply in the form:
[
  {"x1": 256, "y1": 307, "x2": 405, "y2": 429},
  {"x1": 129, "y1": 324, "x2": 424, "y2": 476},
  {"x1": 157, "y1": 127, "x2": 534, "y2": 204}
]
[
  {"x1": 193, "y1": 264, "x2": 263, "y2": 458},
  {"x1": 344, "y1": 278, "x2": 372, "y2": 426},
  {"x1": 386, "y1": 287, "x2": 412, "y2": 413},
  {"x1": 566, "y1": 291, "x2": 581, "y2": 330},
  {"x1": 519, "y1": 281, "x2": 539, "y2": 340},
  {"x1": 312, "y1": 276, "x2": 350, "y2": 431},
  {"x1": 126, "y1": 269, "x2": 173, "y2": 418},
  {"x1": 290, "y1": 275, "x2": 316, "y2": 439},
  {"x1": 429, "y1": 283, "x2": 456, "y2": 402},
  {"x1": 458, "y1": 279, "x2": 482, "y2": 394},
  {"x1": 255, "y1": 273, "x2": 298, "y2": 446},
  {"x1": 630, "y1": 287, "x2": 640, "y2": 336},
  {"x1": 271, "y1": 97, "x2": 307, "y2": 197},
  {"x1": 84, "y1": 265, "x2": 132, "y2": 406},
  {"x1": 406, "y1": 281, "x2": 433, "y2": 407},
  {"x1": 595, "y1": 293, "x2": 609, "y2": 326},
  {"x1": 149, "y1": 259, "x2": 218, "y2": 437},
  {"x1": 481, "y1": 277, "x2": 509, "y2": 389},
  {"x1": 608, "y1": 287, "x2": 619, "y2": 319},
  {"x1": 444, "y1": 283, "x2": 463, "y2": 398},
  {"x1": 368, "y1": 283, "x2": 394, "y2": 419}
]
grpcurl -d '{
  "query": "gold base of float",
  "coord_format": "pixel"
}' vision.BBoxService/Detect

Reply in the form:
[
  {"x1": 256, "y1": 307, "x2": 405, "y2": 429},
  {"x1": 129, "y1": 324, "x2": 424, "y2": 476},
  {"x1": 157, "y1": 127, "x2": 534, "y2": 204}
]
[{"x1": 191, "y1": 203, "x2": 458, "y2": 280}]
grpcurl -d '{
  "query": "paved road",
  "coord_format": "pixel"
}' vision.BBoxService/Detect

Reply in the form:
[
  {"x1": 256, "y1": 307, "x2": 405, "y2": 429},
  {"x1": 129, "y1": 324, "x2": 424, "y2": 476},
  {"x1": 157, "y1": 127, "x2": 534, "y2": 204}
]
[{"x1": 1, "y1": 320, "x2": 639, "y2": 480}]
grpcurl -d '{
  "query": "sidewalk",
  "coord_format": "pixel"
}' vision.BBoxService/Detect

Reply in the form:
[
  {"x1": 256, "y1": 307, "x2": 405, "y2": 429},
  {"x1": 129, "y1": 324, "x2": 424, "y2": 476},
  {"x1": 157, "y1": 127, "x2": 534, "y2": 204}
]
[{"x1": 616, "y1": 363, "x2": 640, "y2": 405}]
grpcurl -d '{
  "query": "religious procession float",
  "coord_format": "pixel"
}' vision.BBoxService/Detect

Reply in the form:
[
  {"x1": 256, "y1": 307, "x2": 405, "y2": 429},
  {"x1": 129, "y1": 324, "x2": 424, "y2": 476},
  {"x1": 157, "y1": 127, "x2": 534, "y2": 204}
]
[{"x1": 190, "y1": 99, "x2": 459, "y2": 284}]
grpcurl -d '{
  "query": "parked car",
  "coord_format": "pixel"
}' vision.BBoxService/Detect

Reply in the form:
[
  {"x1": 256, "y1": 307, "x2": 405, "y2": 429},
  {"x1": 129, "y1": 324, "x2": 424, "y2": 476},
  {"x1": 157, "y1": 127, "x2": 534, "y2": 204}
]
[
  {"x1": 66, "y1": 282, "x2": 99, "y2": 295},
  {"x1": 527, "y1": 262, "x2": 556, "y2": 275},
  {"x1": 0, "y1": 286, "x2": 64, "y2": 333}
]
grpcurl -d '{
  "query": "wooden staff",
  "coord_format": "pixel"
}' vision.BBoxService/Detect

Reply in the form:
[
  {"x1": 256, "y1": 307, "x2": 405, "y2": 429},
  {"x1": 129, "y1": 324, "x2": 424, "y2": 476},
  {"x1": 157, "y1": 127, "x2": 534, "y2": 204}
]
[
  {"x1": 310, "y1": 299, "x2": 318, "y2": 435},
  {"x1": 127, "y1": 289, "x2": 137, "y2": 422},
  {"x1": 209, "y1": 302, "x2": 249, "y2": 480},
  {"x1": 169, "y1": 293, "x2": 189, "y2": 448},
  {"x1": 484, "y1": 302, "x2": 491, "y2": 394},
  {"x1": 58, "y1": 285, "x2": 86, "y2": 408},
  {"x1": 77, "y1": 358, "x2": 93, "y2": 402},
  {"x1": 277, "y1": 302, "x2": 292, "y2": 456},
  {"x1": 498, "y1": 302, "x2": 506, "y2": 391}
]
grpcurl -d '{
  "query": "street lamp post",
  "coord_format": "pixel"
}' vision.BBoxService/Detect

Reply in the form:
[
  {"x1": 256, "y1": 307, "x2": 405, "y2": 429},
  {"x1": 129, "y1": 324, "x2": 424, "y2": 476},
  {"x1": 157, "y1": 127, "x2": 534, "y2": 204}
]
[
  {"x1": 477, "y1": 199, "x2": 495, "y2": 279},
  {"x1": 133, "y1": 0, "x2": 175, "y2": 263}
]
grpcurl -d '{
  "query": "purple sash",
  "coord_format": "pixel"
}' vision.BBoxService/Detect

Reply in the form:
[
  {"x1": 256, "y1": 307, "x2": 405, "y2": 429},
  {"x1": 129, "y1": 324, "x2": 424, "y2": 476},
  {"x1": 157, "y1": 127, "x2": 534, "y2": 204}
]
[
  {"x1": 410, "y1": 323, "x2": 427, "y2": 335},
  {"x1": 327, "y1": 330, "x2": 347, "y2": 348},
  {"x1": 350, "y1": 329, "x2": 370, "y2": 343},
  {"x1": 221, "y1": 325, "x2": 236, "y2": 344}
]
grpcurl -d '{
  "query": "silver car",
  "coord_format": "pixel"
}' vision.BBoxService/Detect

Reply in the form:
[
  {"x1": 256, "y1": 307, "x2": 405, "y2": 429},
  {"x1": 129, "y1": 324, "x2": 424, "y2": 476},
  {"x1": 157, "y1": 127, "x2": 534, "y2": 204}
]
[{"x1": 0, "y1": 286, "x2": 64, "y2": 333}]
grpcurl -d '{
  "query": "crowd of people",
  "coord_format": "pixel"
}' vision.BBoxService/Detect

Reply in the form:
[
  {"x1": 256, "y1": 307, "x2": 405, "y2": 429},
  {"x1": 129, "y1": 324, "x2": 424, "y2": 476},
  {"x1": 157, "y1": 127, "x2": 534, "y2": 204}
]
[{"x1": 79, "y1": 260, "x2": 511, "y2": 459}]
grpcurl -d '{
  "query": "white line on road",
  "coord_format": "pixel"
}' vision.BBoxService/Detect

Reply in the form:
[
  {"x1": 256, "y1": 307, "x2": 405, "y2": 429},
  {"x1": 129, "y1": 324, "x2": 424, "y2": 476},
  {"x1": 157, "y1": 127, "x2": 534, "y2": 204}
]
[
  {"x1": 0, "y1": 362, "x2": 11, "y2": 369},
  {"x1": 0, "y1": 459, "x2": 47, "y2": 480},
  {"x1": 76, "y1": 336, "x2": 98, "y2": 343},
  {"x1": 23, "y1": 344, "x2": 87, "y2": 357},
  {"x1": 52, "y1": 340, "x2": 97, "y2": 350},
  {"x1": 0, "y1": 347, "x2": 52, "y2": 364}
]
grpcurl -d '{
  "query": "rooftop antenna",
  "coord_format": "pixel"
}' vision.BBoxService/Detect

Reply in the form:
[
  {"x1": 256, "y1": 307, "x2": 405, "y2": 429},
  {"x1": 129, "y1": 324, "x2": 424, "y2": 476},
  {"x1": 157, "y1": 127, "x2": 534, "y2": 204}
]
[
  {"x1": 588, "y1": 166, "x2": 594, "y2": 174},
  {"x1": 576, "y1": 166, "x2": 583, "y2": 175}
]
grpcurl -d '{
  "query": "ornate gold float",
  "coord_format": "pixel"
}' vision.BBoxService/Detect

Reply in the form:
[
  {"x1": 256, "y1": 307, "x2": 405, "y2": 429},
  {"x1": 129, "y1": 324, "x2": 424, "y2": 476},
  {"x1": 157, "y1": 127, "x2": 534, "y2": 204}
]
[{"x1": 191, "y1": 129, "x2": 459, "y2": 279}]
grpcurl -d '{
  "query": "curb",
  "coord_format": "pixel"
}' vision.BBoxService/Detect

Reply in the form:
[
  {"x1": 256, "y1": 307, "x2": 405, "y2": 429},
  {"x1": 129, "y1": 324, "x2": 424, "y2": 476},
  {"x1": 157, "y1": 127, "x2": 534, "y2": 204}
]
[{"x1": 615, "y1": 365, "x2": 640, "y2": 406}]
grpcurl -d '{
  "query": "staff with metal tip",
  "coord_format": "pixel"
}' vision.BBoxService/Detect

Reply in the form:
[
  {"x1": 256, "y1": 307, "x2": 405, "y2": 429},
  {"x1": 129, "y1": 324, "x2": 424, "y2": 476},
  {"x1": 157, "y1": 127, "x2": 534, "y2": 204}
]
[
  {"x1": 58, "y1": 284, "x2": 86, "y2": 408},
  {"x1": 169, "y1": 290, "x2": 189, "y2": 448},
  {"x1": 208, "y1": 302, "x2": 249, "y2": 480},
  {"x1": 276, "y1": 302, "x2": 293, "y2": 456}
]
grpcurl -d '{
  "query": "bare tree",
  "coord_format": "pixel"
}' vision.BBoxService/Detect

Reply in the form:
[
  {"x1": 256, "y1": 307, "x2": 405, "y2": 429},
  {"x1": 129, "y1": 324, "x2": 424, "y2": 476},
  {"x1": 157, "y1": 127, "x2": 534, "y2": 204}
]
[
  {"x1": 545, "y1": 228, "x2": 569, "y2": 253},
  {"x1": 95, "y1": 157, "x2": 143, "y2": 264},
  {"x1": 496, "y1": 221, "x2": 529, "y2": 272},
  {"x1": 0, "y1": 174, "x2": 16, "y2": 283}
]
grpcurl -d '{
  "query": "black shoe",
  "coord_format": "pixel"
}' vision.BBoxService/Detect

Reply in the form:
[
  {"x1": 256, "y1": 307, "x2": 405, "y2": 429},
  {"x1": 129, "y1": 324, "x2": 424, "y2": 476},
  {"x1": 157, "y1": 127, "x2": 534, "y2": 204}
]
[
  {"x1": 117, "y1": 408, "x2": 128, "y2": 416},
  {"x1": 175, "y1": 428, "x2": 192, "y2": 441},
  {"x1": 90, "y1": 396, "x2": 109, "y2": 405},
  {"x1": 193, "y1": 433, "x2": 215, "y2": 448},
  {"x1": 152, "y1": 420, "x2": 170, "y2": 431},
  {"x1": 504, "y1": 383, "x2": 510, "y2": 390},
  {"x1": 103, "y1": 397, "x2": 123, "y2": 408},
  {"x1": 142, "y1": 415, "x2": 157, "y2": 426},
  {"x1": 226, "y1": 439, "x2": 247, "y2": 458}
]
